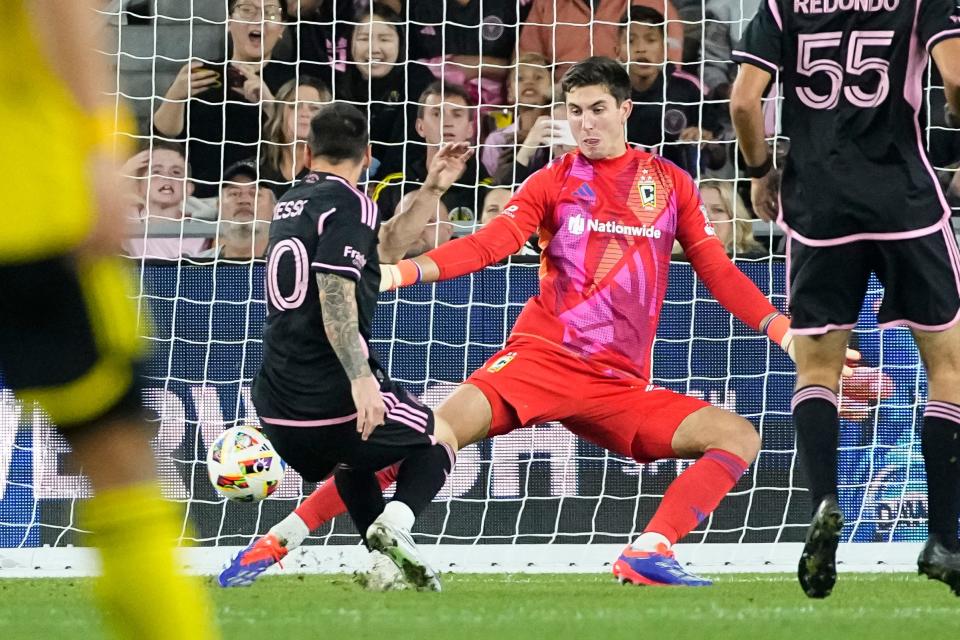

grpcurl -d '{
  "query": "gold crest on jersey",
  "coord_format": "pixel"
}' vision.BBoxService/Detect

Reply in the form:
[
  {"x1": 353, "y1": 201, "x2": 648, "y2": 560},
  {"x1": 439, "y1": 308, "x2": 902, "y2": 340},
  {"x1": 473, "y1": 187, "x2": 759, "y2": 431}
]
[
  {"x1": 487, "y1": 352, "x2": 517, "y2": 373},
  {"x1": 638, "y1": 182, "x2": 657, "y2": 208}
]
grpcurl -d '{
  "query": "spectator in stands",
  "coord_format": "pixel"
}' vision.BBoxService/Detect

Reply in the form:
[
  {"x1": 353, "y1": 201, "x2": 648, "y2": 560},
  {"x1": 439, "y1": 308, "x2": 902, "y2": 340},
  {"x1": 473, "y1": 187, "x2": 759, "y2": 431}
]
[
  {"x1": 520, "y1": 0, "x2": 685, "y2": 81},
  {"x1": 698, "y1": 180, "x2": 764, "y2": 257},
  {"x1": 333, "y1": 2, "x2": 435, "y2": 178},
  {"x1": 259, "y1": 76, "x2": 331, "y2": 198},
  {"x1": 122, "y1": 142, "x2": 211, "y2": 220},
  {"x1": 492, "y1": 101, "x2": 577, "y2": 186},
  {"x1": 618, "y1": 5, "x2": 725, "y2": 175},
  {"x1": 481, "y1": 53, "x2": 554, "y2": 177},
  {"x1": 273, "y1": 0, "x2": 354, "y2": 90},
  {"x1": 395, "y1": 190, "x2": 453, "y2": 258},
  {"x1": 208, "y1": 163, "x2": 275, "y2": 260},
  {"x1": 407, "y1": 1, "x2": 523, "y2": 108},
  {"x1": 480, "y1": 186, "x2": 514, "y2": 225},
  {"x1": 373, "y1": 82, "x2": 493, "y2": 233},
  {"x1": 122, "y1": 142, "x2": 212, "y2": 260},
  {"x1": 673, "y1": 0, "x2": 741, "y2": 92},
  {"x1": 153, "y1": 0, "x2": 291, "y2": 197},
  {"x1": 480, "y1": 186, "x2": 541, "y2": 255}
]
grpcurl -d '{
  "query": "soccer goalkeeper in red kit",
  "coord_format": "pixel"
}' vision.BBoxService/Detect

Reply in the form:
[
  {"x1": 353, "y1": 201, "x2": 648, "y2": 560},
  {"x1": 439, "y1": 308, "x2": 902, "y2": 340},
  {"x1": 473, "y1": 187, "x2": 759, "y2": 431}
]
[{"x1": 223, "y1": 56, "x2": 857, "y2": 588}]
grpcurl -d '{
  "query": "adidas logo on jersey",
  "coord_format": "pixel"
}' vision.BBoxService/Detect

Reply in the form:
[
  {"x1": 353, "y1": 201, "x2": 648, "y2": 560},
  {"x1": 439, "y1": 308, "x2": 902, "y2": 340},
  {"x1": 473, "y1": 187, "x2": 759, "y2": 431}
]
[
  {"x1": 566, "y1": 214, "x2": 662, "y2": 239},
  {"x1": 573, "y1": 183, "x2": 596, "y2": 203}
]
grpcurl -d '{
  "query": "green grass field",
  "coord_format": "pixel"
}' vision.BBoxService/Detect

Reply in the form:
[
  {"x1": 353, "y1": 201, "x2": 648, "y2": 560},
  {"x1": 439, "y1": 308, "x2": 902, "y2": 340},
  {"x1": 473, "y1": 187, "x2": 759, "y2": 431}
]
[{"x1": 2, "y1": 573, "x2": 959, "y2": 639}]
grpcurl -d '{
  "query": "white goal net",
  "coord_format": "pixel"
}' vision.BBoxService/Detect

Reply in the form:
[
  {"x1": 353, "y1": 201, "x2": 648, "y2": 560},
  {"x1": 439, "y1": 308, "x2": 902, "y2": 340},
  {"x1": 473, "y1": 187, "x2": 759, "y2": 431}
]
[{"x1": 0, "y1": 0, "x2": 957, "y2": 575}]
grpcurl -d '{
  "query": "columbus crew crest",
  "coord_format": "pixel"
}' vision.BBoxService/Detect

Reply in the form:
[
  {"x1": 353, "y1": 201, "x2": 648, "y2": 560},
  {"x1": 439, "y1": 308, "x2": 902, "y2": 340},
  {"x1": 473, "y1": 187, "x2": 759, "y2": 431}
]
[
  {"x1": 487, "y1": 352, "x2": 517, "y2": 373},
  {"x1": 638, "y1": 182, "x2": 657, "y2": 208}
]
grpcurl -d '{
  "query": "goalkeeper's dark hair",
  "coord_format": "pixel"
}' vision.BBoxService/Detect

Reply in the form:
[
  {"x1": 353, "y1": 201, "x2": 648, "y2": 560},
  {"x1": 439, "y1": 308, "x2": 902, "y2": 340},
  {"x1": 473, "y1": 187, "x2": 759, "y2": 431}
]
[
  {"x1": 307, "y1": 103, "x2": 369, "y2": 164},
  {"x1": 560, "y1": 56, "x2": 632, "y2": 105},
  {"x1": 619, "y1": 5, "x2": 666, "y2": 35}
]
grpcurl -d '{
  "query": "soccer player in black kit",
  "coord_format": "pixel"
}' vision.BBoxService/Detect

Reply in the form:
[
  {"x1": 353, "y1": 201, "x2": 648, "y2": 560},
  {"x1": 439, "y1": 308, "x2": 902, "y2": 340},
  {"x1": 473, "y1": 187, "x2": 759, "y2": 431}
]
[
  {"x1": 220, "y1": 103, "x2": 467, "y2": 591},
  {"x1": 730, "y1": 0, "x2": 960, "y2": 597}
]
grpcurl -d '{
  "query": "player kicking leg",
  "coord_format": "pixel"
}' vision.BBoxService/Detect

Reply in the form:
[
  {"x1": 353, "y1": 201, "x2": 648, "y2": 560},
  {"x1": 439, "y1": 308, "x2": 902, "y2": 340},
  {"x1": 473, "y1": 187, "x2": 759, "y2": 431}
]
[
  {"x1": 223, "y1": 463, "x2": 406, "y2": 589},
  {"x1": 337, "y1": 441, "x2": 457, "y2": 591},
  {"x1": 220, "y1": 405, "x2": 456, "y2": 591}
]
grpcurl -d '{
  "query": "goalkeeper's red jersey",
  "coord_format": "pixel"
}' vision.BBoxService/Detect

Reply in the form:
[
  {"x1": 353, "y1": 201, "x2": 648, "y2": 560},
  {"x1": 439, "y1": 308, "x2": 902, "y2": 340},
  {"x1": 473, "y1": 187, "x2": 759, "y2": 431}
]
[{"x1": 425, "y1": 147, "x2": 776, "y2": 381}]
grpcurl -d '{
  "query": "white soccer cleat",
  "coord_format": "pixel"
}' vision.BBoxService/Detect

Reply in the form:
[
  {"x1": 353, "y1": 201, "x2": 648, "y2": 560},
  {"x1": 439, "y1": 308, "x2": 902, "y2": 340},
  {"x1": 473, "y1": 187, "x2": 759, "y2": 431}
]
[
  {"x1": 366, "y1": 518, "x2": 442, "y2": 592},
  {"x1": 359, "y1": 550, "x2": 409, "y2": 591}
]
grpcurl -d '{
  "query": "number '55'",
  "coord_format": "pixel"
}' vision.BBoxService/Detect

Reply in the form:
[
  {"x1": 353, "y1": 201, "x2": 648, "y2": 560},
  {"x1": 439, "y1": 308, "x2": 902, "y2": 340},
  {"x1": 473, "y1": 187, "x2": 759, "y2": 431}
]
[{"x1": 796, "y1": 30, "x2": 894, "y2": 110}]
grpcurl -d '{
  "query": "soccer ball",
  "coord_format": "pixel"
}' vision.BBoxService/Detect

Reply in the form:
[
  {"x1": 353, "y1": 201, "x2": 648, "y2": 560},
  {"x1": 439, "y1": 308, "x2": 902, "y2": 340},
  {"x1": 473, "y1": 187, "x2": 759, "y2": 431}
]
[{"x1": 206, "y1": 425, "x2": 286, "y2": 502}]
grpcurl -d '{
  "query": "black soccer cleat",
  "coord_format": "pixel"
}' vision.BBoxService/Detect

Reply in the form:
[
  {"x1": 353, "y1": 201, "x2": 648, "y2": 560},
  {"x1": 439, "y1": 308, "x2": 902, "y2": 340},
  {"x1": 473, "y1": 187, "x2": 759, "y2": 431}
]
[
  {"x1": 797, "y1": 494, "x2": 844, "y2": 599},
  {"x1": 918, "y1": 536, "x2": 960, "y2": 596}
]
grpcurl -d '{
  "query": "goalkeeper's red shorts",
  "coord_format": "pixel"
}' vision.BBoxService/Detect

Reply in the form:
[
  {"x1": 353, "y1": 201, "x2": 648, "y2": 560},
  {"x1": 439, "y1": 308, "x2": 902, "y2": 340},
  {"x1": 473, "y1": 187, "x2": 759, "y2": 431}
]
[{"x1": 464, "y1": 336, "x2": 711, "y2": 463}]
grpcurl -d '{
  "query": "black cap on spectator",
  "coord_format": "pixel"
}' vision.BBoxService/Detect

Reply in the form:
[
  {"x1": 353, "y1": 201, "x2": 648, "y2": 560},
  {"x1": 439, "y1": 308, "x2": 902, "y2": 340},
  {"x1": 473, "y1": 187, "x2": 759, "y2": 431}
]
[{"x1": 223, "y1": 160, "x2": 259, "y2": 185}]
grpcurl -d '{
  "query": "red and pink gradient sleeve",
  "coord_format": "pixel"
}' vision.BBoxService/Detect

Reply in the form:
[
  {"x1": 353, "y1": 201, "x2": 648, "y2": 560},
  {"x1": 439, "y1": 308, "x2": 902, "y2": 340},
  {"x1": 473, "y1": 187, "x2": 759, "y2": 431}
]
[{"x1": 672, "y1": 167, "x2": 779, "y2": 332}]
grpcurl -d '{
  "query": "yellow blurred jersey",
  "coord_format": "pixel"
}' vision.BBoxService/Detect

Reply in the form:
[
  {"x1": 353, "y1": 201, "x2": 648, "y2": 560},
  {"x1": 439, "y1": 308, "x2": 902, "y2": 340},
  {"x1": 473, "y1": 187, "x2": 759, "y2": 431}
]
[{"x1": 0, "y1": 2, "x2": 98, "y2": 263}]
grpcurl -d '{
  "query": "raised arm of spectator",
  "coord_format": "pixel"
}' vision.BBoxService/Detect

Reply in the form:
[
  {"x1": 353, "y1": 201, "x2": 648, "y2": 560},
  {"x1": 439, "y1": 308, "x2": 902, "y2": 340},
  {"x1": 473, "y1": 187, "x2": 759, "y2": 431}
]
[
  {"x1": 378, "y1": 142, "x2": 473, "y2": 262},
  {"x1": 154, "y1": 62, "x2": 220, "y2": 137}
]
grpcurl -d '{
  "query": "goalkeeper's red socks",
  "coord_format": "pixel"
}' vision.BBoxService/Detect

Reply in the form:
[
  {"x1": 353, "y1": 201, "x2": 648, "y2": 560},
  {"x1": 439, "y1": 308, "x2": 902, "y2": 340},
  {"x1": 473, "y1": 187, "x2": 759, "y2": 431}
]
[
  {"x1": 641, "y1": 448, "x2": 748, "y2": 545},
  {"x1": 268, "y1": 463, "x2": 400, "y2": 547},
  {"x1": 297, "y1": 463, "x2": 399, "y2": 531},
  {"x1": 922, "y1": 401, "x2": 960, "y2": 550}
]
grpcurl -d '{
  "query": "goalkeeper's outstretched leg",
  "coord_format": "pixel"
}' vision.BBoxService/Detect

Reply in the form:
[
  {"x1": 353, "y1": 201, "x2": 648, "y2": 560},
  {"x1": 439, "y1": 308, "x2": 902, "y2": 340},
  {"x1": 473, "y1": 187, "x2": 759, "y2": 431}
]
[{"x1": 606, "y1": 404, "x2": 760, "y2": 587}]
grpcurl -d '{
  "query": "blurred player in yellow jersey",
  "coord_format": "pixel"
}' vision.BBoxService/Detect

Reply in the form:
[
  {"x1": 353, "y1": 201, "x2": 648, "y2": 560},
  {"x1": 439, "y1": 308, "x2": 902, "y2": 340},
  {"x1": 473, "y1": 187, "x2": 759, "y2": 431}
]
[{"x1": 0, "y1": 1, "x2": 219, "y2": 637}]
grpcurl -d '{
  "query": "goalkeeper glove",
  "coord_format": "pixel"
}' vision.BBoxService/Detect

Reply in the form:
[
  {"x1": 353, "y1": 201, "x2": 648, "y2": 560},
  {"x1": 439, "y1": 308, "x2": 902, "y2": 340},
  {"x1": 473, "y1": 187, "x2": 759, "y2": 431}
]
[{"x1": 380, "y1": 259, "x2": 422, "y2": 292}]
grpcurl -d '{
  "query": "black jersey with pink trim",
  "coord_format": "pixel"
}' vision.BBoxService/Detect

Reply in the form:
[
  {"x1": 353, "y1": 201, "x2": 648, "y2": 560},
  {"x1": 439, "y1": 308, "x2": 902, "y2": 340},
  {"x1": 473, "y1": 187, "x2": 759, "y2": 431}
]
[
  {"x1": 253, "y1": 171, "x2": 383, "y2": 422},
  {"x1": 733, "y1": 0, "x2": 960, "y2": 242}
]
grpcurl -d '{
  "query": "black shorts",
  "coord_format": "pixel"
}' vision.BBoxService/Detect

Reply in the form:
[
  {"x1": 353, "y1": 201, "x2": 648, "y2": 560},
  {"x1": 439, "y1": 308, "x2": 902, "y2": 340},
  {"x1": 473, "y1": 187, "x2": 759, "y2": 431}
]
[
  {"x1": 788, "y1": 223, "x2": 960, "y2": 334},
  {"x1": 0, "y1": 255, "x2": 144, "y2": 428},
  {"x1": 259, "y1": 381, "x2": 436, "y2": 482}
]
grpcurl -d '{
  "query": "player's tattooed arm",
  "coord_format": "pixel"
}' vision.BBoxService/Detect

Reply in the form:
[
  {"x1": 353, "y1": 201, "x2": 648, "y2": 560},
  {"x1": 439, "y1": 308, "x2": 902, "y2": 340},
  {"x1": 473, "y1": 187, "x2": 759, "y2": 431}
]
[{"x1": 316, "y1": 273, "x2": 369, "y2": 380}]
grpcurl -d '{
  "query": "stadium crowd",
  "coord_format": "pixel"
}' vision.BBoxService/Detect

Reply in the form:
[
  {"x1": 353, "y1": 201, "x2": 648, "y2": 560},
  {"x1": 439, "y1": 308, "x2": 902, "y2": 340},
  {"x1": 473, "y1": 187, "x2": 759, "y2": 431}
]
[{"x1": 123, "y1": 0, "x2": 957, "y2": 261}]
